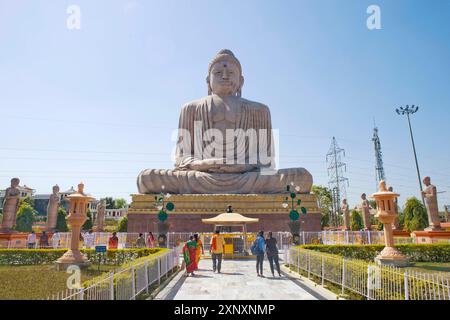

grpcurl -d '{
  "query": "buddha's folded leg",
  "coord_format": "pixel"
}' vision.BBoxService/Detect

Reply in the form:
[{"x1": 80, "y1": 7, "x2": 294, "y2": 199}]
[{"x1": 137, "y1": 167, "x2": 312, "y2": 194}]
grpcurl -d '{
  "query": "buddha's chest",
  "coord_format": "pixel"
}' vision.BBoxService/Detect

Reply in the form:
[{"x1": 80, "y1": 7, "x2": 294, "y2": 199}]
[{"x1": 210, "y1": 97, "x2": 241, "y2": 124}]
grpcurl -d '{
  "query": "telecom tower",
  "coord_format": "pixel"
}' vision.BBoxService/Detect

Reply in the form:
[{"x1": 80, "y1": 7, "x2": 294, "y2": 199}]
[
  {"x1": 326, "y1": 137, "x2": 349, "y2": 227},
  {"x1": 372, "y1": 126, "x2": 386, "y2": 188}
]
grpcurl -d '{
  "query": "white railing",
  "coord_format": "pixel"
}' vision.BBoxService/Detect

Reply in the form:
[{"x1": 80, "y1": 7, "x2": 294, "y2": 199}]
[
  {"x1": 287, "y1": 247, "x2": 450, "y2": 300},
  {"x1": 48, "y1": 246, "x2": 181, "y2": 300},
  {"x1": 2, "y1": 230, "x2": 417, "y2": 250}
]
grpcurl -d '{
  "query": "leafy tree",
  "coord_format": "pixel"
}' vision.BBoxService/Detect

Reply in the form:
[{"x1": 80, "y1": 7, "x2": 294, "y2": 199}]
[
  {"x1": 114, "y1": 198, "x2": 127, "y2": 209},
  {"x1": 118, "y1": 216, "x2": 128, "y2": 232},
  {"x1": 350, "y1": 209, "x2": 364, "y2": 231},
  {"x1": 19, "y1": 195, "x2": 35, "y2": 208},
  {"x1": 82, "y1": 209, "x2": 93, "y2": 231},
  {"x1": 312, "y1": 185, "x2": 333, "y2": 228},
  {"x1": 56, "y1": 207, "x2": 69, "y2": 232},
  {"x1": 105, "y1": 197, "x2": 114, "y2": 209},
  {"x1": 15, "y1": 204, "x2": 35, "y2": 232},
  {"x1": 403, "y1": 197, "x2": 428, "y2": 232}
]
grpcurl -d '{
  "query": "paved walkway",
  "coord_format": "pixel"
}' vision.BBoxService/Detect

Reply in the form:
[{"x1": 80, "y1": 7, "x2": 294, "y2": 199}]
[{"x1": 156, "y1": 258, "x2": 329, "y2": 300}]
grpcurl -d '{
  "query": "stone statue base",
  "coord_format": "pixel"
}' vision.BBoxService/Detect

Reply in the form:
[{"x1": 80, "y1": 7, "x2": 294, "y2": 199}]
[
  {"x1": 375, "y1": 246, "x2": 409, "y2": 267},
  {"x1": 127, "y1": 193, "x2": 321, "y2": 233},
  {"x1": 0, "y1": 233, "x2": 28, "y2": 248},
  {"x1": 0, "y1": 228, "x2": 18, "y2": 234},
  {"x1": 412, "y1": 230, "x2": 450, "y2": 244},
  {"x1": 55, "y1": 249, "x2": 91, "y2": 271},
  {"x1": 424, "y1": 225, "x2": 443, "y2": 232}
]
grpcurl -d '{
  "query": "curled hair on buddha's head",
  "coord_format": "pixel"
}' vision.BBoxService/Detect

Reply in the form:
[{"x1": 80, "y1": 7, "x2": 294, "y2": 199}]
[{"x1": 206, "y1": 49, "x2": 244, "y2": 97}]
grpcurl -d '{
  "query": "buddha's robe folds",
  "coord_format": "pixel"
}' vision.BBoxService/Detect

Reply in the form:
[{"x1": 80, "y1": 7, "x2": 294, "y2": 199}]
[{"x1": 137, "y1": 96, "x2": 313, "y2": 194}]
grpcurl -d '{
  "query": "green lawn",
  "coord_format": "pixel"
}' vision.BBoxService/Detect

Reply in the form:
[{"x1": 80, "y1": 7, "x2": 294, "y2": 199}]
[
  {"x1": 406, "y1": 262, "x2": 450, "y2": 274},
  {"x1": 0, "y1": 264, "x2": 117, "y2": 300}
]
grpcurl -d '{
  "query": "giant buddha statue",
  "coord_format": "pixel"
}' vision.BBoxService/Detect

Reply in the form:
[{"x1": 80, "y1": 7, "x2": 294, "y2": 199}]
[{"x1": 137, "y1": 49, "x2": 312, "y2": 194}]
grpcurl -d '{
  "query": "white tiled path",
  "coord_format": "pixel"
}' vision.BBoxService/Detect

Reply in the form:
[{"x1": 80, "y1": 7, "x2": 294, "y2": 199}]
[{"x1": 159, "y1": 258, "x2": 326, "y2": 300}]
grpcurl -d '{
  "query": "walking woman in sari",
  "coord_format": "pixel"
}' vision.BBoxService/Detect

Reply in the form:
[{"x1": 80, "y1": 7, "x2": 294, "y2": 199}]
[
  {"x1": 193, "y1": 234, "x2": 204, "y2": 270},
  {"x1": 183, "y1": 235, "x2": 197, "y2": 276}
]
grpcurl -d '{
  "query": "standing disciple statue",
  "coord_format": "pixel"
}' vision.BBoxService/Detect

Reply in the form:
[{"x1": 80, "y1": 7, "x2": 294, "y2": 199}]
[
  {"x1": 341, "y1": 198, "x2": 350, "y2": 230},
  {"x1": 360, "y1": 193, "x2": 372, "y2": 231},
  {"x1": 422, "y1": 176, "x2": 442, "y2": 231},
  {"x1": 0, "y1": 178, "x2": 21, "y2": 233},
  {"x1": 137, "y1": 49, "x2": 312, "y2": 194},
  {"x1": 46, "y1": 184, "x2": 60, "y2": 232},
  {"x1": 95, "y1": 199, "x2": 106, "y2": 232}
]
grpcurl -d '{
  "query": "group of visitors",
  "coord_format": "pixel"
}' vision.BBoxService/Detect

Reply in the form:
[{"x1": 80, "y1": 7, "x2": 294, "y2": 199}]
[
  {"x1": 183, "y1": 233, "x2": 209, "y2": 276},
  {"x1": 251, "y1": 231, "x2": 282, "y2": 278},
  {"x1": 26, "y1": 230, "x2": 50, "y2": 249},
  {"x1": 135, "y1": 232, "x2": 156, "y2": 248},
  {"x1": 182, "y1": 229, "x2": 281, "y2": 278}
]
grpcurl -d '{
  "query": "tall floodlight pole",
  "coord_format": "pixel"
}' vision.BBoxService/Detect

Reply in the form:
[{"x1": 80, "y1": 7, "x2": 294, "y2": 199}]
[{"x1": 395, "y1": 105, "x2": 425, "y2": 206}]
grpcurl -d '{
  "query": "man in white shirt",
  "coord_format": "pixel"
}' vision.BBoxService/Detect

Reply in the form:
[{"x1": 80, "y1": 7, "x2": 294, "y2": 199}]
[
  {"x1": 51, "y1": 231, "x2": 60, "y2": 249},
  {"x1": 27, "y1": 231, "x2": 36, "y2": 249},
  {"x1": 83, "y1": 229, "x2": 95, "y2": 249}
]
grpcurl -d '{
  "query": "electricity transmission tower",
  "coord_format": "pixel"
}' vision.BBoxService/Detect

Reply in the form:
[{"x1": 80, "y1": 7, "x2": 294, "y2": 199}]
[
  {"x1": 372, "y1": 126, "x2": 386, "y2": 188},
  {"x1": 326, "y1": 137, "x2": 349, "y2": 227}
]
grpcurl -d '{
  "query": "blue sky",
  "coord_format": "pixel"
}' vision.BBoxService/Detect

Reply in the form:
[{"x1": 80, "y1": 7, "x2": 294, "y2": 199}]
[{"x1": 0, "y1": 0, "x2": 449, "y2": 209}]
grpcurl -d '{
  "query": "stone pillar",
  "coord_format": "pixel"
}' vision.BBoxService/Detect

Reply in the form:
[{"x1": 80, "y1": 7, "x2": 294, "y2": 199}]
[
  {"x1": 55, "y1": 182, "x2": 93, "y2": 270},
  {"x1": 371, "y1": 181, "x2": 408, "y2": 267}
]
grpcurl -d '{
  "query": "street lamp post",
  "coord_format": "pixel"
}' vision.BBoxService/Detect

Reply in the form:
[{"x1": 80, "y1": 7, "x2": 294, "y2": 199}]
[{"x1": 395, "y1": 105, "x2": 425, "y2": 206}]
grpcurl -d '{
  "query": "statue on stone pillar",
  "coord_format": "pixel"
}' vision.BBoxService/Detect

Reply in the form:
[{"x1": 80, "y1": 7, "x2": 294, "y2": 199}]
[
  {"x1": 46, "y1": 185, "x2": 60, "y2": 232},
  {"x1": 0, "y1": 178, "x2": 21, "y2": 233},
  {"x1": 422, "y1": 176, "x2": 442, "y2": 231},
  {"x1": 388, "y1": 186, "x2": 400, "y2": 230},
  {"x1": 360, "y1": 193, "x2": 372, "y2": 231},
  {"x1": 341, "y1": 198, "x2": 350, "y2": 230},
  {"x1": 95, "y1": 199, "x2": 106, "y2": 232}
]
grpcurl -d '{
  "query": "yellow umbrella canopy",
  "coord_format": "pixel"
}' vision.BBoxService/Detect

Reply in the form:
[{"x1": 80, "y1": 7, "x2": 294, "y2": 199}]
[{"x1": 202, "y1": 212, "x2": 259, "y2": 225}]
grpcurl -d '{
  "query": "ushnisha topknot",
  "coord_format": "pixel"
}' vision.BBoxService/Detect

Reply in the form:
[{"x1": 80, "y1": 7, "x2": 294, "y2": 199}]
[{"x1": 207, "y1": 49, "x2": 242, "y2": 77}]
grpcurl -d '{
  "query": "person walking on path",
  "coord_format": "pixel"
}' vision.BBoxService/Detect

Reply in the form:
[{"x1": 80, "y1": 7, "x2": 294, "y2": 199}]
[
  {"x1": 83, "y1": 229, "x2": 95, "y2": 249},
  {"x1": 252, "y1": 230, "x2": 266, "y2": 277},
  {"x1": 39, "y1": 231, "x2": 49, "y2": 248},
  {"x1": 147, "y1": 232, "x2": 155, "y2": 248},
  {"x1": 193, "y1": 233, "x2": 204, "y2": 270},
  {"x1": 27, "y1": 231, "x2": 36, "y2": 249},
  {"x1": 108, "y1": 232, "x2": 119, "y2": 249},
  {"x1": 136, "y1": 233, "x2": 146, "y2": 248},
  {"x1": 51, "y1": 231, "x2": 60, "y2": 249},
  {"x1": 265, "y1": 231, "x2": 281, "y2": 277},
  {"x1": 210, "y1": 229, "x2": 225, "y2": 273},
  {"x1": 183, "y1": 235, "x2": 198, "y2": 277}
]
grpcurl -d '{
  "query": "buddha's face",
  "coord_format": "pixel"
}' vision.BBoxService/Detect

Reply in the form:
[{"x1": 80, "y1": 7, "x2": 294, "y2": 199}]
[{"x1": 209, "y1": 59, "x2": 242, "y2": 96}]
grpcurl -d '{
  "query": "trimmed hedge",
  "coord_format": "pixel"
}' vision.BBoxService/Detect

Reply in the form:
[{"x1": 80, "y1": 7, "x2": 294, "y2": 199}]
[
  {"x1": 297, "y1": 244, "x2": 450, "y2": 262},
  {"x1": 0, "y1": 248, "x2": 163, "y2": 265}
]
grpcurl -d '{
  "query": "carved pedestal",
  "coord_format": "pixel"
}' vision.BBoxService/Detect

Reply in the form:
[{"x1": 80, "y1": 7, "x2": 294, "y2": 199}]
[{"x1": 127, "y1": 193, "x2": 321, "y2": 233}]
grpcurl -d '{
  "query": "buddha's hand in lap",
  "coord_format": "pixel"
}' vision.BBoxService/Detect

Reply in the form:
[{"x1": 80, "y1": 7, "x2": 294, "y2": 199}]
[
  {"x1": 188, "y1": 159, "x2": 256, "y2": 173},
  {"x1": 189, "y1": 159, "x2": 223, "y2": 172},
  {"x1": 210, "y1": 164, "x2": 257, "y2": 173}
]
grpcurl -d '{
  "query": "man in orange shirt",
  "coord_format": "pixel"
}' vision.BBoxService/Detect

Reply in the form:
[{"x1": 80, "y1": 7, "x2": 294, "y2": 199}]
[{"x1": 209, "y1": 229, "x2": 225, "y2": 273}]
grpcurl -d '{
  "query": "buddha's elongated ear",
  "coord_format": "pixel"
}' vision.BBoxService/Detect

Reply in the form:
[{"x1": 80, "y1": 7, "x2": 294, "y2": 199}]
[
  {"x1": 237, "y1": 76, "x2": 244, "y2": 97},
  {"x1": 206, "y1": 76, "x2": 212, "y2": 95}
]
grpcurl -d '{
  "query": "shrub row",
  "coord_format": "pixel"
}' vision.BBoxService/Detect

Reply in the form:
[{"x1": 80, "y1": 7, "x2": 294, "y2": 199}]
[
  {"x1": 0, "y1": 248, "x2": 162, "y2": 265},
  {"x1": 297, "y1": 244, "x2": 450, "y2": 262}
]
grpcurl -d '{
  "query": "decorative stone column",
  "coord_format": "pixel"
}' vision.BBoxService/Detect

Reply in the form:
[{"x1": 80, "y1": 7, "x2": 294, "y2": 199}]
[
  {"x1": 55, "y1": 182, "x2": 93, "y2": 270},
  {"x1": 371, "y1": 181, "x2": 408, "y2": 267}
]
